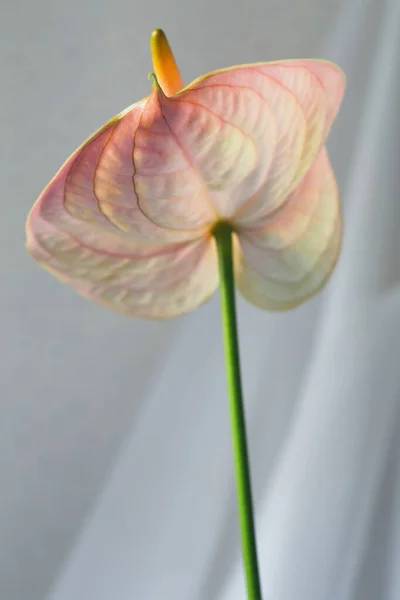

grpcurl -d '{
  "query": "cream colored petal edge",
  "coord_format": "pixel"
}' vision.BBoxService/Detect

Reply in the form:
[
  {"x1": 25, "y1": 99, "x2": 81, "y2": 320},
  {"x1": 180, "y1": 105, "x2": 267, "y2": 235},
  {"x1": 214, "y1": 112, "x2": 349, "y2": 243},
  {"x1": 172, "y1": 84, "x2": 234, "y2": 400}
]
[{"x1": 179, "y1": 59, "x2": 346, "y2": 103}]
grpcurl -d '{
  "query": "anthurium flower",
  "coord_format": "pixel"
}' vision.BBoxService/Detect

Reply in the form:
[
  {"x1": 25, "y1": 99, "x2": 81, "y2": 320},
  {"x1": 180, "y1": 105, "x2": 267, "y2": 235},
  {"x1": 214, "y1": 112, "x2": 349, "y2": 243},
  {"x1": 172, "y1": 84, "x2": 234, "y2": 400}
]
[
  {"x1": 26, "y1": 30, "x2": 346, "y2": 600},
  {"x1": 26, "y1": 30, "x2": 345, "y2": 318}
]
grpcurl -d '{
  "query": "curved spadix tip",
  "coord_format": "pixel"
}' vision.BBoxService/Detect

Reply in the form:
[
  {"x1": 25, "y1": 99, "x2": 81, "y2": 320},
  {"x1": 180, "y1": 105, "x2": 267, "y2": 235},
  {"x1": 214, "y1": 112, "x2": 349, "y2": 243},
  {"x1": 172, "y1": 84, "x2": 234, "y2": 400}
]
[{"x1": 148, "y1": 71, "x2": 162, "y2": 92}]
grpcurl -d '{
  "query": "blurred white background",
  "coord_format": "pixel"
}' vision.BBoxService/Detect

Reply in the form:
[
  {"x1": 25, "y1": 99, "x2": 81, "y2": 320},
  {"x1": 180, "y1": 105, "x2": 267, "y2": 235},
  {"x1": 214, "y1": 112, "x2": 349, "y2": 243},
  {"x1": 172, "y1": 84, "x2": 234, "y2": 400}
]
[{"x1": 2, "y1": 0, "x2": 400, "y2": 599}]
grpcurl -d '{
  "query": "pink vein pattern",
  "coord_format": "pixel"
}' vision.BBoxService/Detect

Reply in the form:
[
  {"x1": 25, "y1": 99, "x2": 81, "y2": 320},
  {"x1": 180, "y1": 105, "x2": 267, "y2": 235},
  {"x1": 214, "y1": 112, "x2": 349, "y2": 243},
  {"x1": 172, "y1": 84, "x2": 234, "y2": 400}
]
[{"x1": 26, "y1": 60, "x2": 345, "y2": 317}]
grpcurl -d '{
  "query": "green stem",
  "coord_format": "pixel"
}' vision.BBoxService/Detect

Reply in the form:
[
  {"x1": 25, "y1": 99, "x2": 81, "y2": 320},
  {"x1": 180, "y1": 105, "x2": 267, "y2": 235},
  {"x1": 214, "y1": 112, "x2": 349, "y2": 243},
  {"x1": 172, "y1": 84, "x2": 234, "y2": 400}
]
[{"x1": 213, "y1": 222, "x2": 263, "y2": 600}]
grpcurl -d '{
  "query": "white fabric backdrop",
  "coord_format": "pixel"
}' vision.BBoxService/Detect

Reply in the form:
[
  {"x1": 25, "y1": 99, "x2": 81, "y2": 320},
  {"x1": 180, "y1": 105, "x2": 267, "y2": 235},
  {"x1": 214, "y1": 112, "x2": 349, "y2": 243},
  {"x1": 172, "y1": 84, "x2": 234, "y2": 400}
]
[{"x1": 2, "y1": 0, "x2": 400, "y2": 599}]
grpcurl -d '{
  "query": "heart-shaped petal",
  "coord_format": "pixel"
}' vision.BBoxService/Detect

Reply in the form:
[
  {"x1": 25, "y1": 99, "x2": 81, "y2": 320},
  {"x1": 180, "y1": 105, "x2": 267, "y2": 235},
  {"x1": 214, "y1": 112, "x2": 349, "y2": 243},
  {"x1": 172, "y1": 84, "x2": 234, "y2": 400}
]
[
  {"x1": 235, "y1": 146, "x2": 342, "y2": 310},
  {"x1": 26, "y1": 48, "x2": 345, "y2": 317}
]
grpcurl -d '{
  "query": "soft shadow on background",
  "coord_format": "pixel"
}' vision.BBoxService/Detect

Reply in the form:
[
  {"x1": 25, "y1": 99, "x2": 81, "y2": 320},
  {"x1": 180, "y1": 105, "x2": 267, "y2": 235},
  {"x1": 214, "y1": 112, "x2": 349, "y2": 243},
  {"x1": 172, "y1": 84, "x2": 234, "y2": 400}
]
[{"x1": 2, "y1": 0, "x2": 400, "y2": 599}]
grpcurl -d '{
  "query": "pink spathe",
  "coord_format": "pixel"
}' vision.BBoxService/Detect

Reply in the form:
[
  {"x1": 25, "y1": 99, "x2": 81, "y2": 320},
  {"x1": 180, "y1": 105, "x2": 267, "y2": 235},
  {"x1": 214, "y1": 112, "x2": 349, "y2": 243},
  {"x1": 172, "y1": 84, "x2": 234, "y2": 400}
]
[{"x1": 26, "y1": 60, "x2": 345, "y2": 318}]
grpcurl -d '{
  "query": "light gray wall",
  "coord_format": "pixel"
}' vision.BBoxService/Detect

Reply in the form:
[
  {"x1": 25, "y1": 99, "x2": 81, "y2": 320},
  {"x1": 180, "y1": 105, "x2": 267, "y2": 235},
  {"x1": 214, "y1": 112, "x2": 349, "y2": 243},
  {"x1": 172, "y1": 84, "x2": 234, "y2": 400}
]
[{"x1": 2, "y1": 0, "x2": 400, "y2": 599}]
